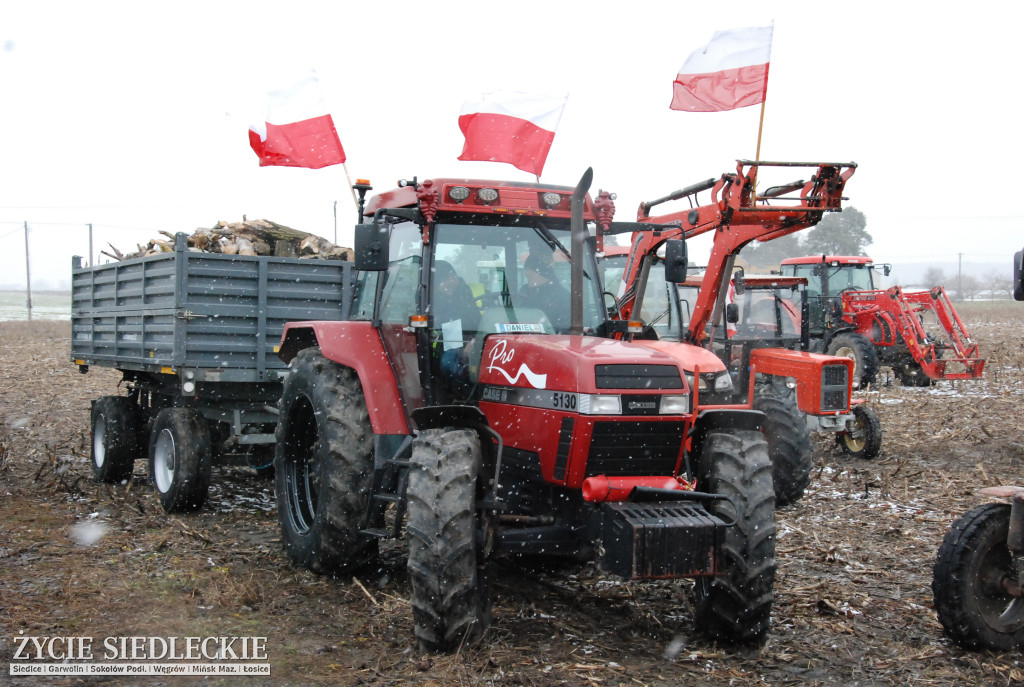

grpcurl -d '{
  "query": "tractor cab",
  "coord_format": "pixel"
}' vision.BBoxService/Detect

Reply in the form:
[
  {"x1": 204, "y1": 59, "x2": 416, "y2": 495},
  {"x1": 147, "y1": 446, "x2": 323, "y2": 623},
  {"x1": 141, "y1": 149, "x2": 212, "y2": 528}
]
[{"x1": 780, "y1": 255, "x2": 889, "y2": 337}]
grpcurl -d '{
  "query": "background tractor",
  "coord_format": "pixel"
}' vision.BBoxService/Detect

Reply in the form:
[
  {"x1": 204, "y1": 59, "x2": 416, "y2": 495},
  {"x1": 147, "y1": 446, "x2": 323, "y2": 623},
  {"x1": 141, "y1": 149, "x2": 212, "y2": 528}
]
[
  {"x1": 930, "y1": 248, "x2": 1024, "y2": 650},
  {"x1": 780, "y1": 255, "x2": 984, "y2": 388}
]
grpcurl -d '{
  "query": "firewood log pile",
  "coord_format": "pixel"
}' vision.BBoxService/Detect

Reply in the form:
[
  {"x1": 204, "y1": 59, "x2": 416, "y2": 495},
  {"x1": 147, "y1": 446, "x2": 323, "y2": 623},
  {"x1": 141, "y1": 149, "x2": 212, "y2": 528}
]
[{"x1": 101, "y1": 219, "x2": 353, "y2": 262}]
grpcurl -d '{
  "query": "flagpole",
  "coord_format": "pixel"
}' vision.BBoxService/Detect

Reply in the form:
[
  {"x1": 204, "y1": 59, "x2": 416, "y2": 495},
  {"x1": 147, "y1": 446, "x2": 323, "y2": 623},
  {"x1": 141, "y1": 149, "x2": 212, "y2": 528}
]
[
  {"x1": 753, "y1": 61, "x2": 770, "y2": 203},
  {"x1": 341, "y1": 162, "x2": 359, "y2": 208}
]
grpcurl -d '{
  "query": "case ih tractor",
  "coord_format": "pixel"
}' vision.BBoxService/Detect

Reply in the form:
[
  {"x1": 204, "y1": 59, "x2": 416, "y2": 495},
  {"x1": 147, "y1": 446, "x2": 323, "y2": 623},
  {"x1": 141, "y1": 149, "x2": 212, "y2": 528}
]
[
  {"x1": 780, "y1": 255, "x2": 985, "y2": 388},
  {"x1": 930, "y1": 249, "x2": 1024, "y2": 650},
  {"x1": 603, "y1": 161, "x2": 868, "y2": 506},
  {"x1": 272, "y1": 169, "x2": 776, "y2": 652}
]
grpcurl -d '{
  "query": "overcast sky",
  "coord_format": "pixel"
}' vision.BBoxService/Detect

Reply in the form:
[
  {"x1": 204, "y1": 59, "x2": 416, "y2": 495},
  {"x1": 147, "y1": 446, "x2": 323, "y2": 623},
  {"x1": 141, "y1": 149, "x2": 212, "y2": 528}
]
[{"x1": 2, "y1": 1, "x2": 1021, "y2": 289}]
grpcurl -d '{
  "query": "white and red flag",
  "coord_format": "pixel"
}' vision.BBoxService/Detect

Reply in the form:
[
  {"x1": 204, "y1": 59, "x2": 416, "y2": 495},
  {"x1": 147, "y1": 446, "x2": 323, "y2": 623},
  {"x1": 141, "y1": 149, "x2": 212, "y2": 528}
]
[
  {"x1": 248, "y1": 72, "x2": 346, "y2": 169},
  {"x1": 457, "y1": 91, "x2": 568, "y2": 176},
  {"x1": 670, "y1": 25, "x2": 773, "y2": 112}
]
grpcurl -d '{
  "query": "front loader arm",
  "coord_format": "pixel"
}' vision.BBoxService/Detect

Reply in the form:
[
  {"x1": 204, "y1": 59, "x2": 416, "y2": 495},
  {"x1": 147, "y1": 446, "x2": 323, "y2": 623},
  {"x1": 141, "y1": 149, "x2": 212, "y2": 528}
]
[{"x1": 630, "y1": 161, "x2": 856, "y2": 345}]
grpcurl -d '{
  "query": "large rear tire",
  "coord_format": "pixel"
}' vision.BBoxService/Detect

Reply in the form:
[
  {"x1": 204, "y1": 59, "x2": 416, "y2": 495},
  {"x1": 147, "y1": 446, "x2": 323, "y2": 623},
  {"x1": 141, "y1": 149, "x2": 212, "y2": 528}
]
[
  {"x1": 693, "y1": 429, "x2": 776, "y2": 644},
  {"x1": 275, "y1": 348, "x2": 378, "y2": 575},
  {"x1": 826, "y1": 332, "x2": 879, "y2": 389},
  {"x1": 933, "y1": 503, "x2": 1024, "y2": 650},
  {"x1": 837, "y1": 404, "x2": 882, "y2": 459},
  {"x1": 753, "y1": 394, "x2": 812, "y2": 507},
  {"x1": 148, "y1": 408, "x2": 212, "y2": 512},
  {"x1": 406, "y1": 428, "x2": 492, "y2": 652},
  {"x1": 91, "y1": 396, "x2": 139, "y2": 484}
]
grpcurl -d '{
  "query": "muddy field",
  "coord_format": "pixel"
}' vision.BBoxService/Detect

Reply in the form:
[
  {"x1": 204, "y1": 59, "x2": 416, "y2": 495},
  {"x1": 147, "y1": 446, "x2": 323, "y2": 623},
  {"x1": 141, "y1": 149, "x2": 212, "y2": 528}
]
[{"x1": 2, "y1": 307, "x2": 1024, "y2": 686}]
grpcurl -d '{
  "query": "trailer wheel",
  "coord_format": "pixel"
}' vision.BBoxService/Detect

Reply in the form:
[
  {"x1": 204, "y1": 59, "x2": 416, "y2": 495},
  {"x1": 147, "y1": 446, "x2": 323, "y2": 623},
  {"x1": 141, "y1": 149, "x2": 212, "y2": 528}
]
[
  {"x1": 91, "y1": 396, "x2": 139, "y2": 484},
  {"x1": 275, "y1": 348, "x2": 378, "y2": 574},
  {"x1": 826, "y1": 332, "x2": 879, "y2": 389},
  {"x1": 148, "y1": 408, "x2": 212, "y2": 513},
  {"x1": 836, "y1": 404, "x2": 882, "y2": 459},
  {"x1": 407, "y1": 428, "x2": 492, "y2": 652},
  {"x1": 933, "y1": 503, "x2": 1024, "y2": 650},
  {"x1": 898, "y1": 362, "x2": 935, "y2": 387},
  {"x1": 753, "y1": 394, "x2": 812, "y2": 507},
  {"x1": 693, "y1": 429, "x2": 776, "y2": 644}
]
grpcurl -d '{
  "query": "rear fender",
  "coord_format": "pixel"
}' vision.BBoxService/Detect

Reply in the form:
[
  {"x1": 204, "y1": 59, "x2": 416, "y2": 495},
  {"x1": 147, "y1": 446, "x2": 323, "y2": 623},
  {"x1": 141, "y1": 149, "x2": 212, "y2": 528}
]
[{"x1": 279, "y1": 322, "x2": 409, "y2": 435}]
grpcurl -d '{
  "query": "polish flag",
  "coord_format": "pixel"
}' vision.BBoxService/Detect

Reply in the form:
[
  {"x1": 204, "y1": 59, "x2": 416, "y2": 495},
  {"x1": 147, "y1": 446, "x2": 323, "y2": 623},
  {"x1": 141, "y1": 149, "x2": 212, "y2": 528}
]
[
  {"x1": 248, "y1": 72, "x2": 346, "y2": 169},
  {"x1": 670, "y1": 25, "x2": 773, "y2": 112},
  {"x1": 458, "y1": 91, "x2": 568, "y2": 176}
]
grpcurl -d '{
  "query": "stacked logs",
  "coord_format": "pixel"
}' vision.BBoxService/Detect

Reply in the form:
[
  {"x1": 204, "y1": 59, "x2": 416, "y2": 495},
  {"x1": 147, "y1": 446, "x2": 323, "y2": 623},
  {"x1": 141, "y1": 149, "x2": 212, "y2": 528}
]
[{"x1": 102, "y1": 219, "x2": 353, "y2": 262}]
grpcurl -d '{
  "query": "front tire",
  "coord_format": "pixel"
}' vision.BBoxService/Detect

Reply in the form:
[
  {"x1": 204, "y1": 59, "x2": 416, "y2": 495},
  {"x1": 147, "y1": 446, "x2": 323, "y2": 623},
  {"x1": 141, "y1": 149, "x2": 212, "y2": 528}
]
[
  {"x1": 837, "y1": 404, "x2": 882, "y2": 459},
  {"x1": 148, "y1": 408, "x2": 212, "y2": 512},
  {"x1": 406, "y1": 428, "x2": 492, "y2": 652},
  {"x1": 275, "y1": 348, "x2": 378, "y2": 574},
  {"x1": 933, "y1": 503, "x2": 1024, "y2": 650},
  {"x1": 827, "y1": 332, "x2": 879, "y2": 389},
  {"x1": 693, "y1": 430, "x2": 776, "y2": 644},
  {"x1": 753, "y1": 394, "x2": 812, "y2": 507},
  {"x1": 91, "y1": 396, "x2": 139, "y2": 484},
  {"x1": 898, "y1": 361, "x2": 935, "y2": 387}
]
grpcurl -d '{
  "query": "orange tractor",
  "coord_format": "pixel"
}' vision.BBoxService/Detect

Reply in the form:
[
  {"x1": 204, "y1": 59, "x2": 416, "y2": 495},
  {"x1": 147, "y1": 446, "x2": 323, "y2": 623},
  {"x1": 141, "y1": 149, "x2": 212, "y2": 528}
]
[
  {"x1": 603, "y1": 161, "x2": 877, "y2": 506},
  {"x1": 780, "y1": 255, "x2": 985, "y2": 388}
]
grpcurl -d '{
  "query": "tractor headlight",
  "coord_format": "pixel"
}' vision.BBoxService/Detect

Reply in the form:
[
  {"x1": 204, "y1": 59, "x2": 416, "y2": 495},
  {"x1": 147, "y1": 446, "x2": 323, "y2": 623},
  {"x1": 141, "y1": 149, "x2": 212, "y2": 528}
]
[
  {"x1": 541, "y1": 192, "x2": 562, "y2": 208},
  {"x1": 659, "y1": 395, "x2": 690, "y2": 414},
  {"x1": 477, "y1": 187, "x2": 499, "y2": 203},
  {"x1": 713, "y1": 372, "x2": 734, "y2": 392},
  {"x1": 449, "y1": 186, "x2": 470, "y2": 202},
  {"x1": 579, "y1": 394, "x2": 622, "y2": 415}
]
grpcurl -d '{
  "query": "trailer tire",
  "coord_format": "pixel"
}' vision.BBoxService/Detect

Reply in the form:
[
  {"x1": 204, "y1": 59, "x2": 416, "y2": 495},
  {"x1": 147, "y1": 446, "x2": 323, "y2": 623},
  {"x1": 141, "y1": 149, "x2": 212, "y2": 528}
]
[
  {"x1": 148, "y1": 408, "x2": 212, "y2": 512},
  {"x1": 407, "y1": 428, "x2": 492, "y2": 652},
  {"x1": 933, "y1": 503, "x2": 1024, "y2": 650},
  {"x1": 275, "y1": 348, "x2": 378, "y2": 574},
  {"x1": 693, "y1": 429, "x2": 776, "y2": 644},
  {"x1": 91, "y1": 396, "x2": 139, "y2": 484},
  {"x1": 837, "y1": 404, "x2": 882, "y2": 459},
  {"x1": 826, "y1": 332, "x2": 879, "y2": 389},
  {"x1": 753, "y1": 394, "x2": 812, "y2": 507}
]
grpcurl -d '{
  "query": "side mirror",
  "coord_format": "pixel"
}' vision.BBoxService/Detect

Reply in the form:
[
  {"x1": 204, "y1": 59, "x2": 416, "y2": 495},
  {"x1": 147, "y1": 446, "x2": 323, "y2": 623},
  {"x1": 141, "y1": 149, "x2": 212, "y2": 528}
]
[
  {"x1": 355, "y1": 223, "x2": 391, "y2": 271},
  {"x1": 725, "y1": 302, "x2": 740, "y2": 324},
  {"x1": 883, "y1": 264, "x2": 892, "y2": 277},
  {"x1": 1015, "y1": 250, "x2": 1024, "y2": 301},
  {"x1": 663, "y1": 239, "x2": 688, "y2": 283}
]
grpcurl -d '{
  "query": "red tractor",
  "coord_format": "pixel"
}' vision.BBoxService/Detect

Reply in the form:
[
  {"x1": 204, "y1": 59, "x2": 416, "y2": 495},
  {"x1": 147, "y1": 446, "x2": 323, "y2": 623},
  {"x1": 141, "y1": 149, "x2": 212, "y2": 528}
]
[
  {"x1": 780, "y1": 255, "x2": 985, "y2": 388},
  {"x1": 272, "y1": 169, "x2": 776, "y2": 651},
  {"x1": 603, "y1": 161, "x2": 871, "y2": 506},
  {"x1": 930, "y1": 249, "x2": 1024, "y2": 650}
]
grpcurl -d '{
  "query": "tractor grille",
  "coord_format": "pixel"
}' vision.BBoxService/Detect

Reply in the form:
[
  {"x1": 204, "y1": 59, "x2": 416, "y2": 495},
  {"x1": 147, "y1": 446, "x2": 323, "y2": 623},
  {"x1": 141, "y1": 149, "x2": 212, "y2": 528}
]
[
  {"x1": 821, "y1": 363, "x2": 850, "y2": 412},
  {"x1": 595, "y1": 364, "x2": 683, "y2": 390},
  {"x1": 584, "y1": 421, "x2": 684, "y2": 476}
]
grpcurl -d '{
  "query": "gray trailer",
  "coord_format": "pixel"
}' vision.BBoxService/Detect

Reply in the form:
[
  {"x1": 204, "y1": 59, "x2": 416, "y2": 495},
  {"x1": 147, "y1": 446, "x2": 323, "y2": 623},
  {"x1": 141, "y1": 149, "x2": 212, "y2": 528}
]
[{"x1": 72, "y1": 232, "x2": 354, "y2": 512}]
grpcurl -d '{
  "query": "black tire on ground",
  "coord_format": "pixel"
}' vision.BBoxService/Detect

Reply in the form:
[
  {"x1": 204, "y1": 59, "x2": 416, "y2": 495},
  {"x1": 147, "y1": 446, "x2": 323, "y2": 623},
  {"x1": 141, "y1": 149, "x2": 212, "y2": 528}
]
[
  {"x1": 406, "y1": 428, "x2": 492, "y2": 652},
  {"x1": 148, "y1": 408, "x2": 212, "y2": 513},
  {"x1": 898, "y1": 361, "x2": 935, "y2": 387},
  {"x1": 836, "y1": 404, "x2": 882, "y2": 459},
  {"x1": 753, "y1": 393, "x2": 813, "y2": 507},
  {"x1": 693, "y1": 429, "x2": 776, "y2": 644},
  {"x1": 826, "y1": 332, "x2": 879, "y2": 389},
  {"x1": 91, "y1": 396, "x2": 139, "y2": 484},
  {"x1": 933, "y1": 503, "x2": 1024, "y2": 650},
  {"x1": 275, "y1": 348, "x2": 378, "y2": 574}
]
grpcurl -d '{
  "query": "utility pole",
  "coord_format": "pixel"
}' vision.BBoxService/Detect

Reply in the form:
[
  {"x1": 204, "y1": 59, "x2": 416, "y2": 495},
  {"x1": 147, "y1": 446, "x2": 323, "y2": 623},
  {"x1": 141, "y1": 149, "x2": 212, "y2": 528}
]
[
  {"x1": 958, "y1": 252, "x2": 963, "y2": 302},
  {"x1": 88, "y1": 223, "x2": 94, "y2": 267},
  {"x1": 333, "y1": 200, "x2": 338, "y2": 244},
  {"x1": 23, "y1": 221, "x2": 32, "y2": 321}
]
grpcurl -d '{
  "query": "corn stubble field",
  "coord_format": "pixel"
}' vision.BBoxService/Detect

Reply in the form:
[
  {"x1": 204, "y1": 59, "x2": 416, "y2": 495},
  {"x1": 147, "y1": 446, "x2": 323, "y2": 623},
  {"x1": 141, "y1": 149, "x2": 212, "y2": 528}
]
[{"x1": 2, "y1": 306, "x2": 1024, "y2": 686}]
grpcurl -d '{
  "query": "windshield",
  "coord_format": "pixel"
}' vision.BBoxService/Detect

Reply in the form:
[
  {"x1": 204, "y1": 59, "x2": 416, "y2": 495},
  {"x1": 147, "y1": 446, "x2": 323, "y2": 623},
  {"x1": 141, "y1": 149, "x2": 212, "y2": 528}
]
[
  {"x1": 431, "y1": 222, "x2": 604, "y2": 340},
  {"x1": 730, "y1": 285, "x2": 802, "y2": 342}
]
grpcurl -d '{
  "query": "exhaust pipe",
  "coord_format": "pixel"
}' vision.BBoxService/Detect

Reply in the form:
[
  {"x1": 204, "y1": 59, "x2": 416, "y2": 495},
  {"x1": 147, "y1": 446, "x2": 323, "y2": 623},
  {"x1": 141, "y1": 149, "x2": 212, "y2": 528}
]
[{"x1": 569, "y1": 167, "x2": 593, "y2": 336}]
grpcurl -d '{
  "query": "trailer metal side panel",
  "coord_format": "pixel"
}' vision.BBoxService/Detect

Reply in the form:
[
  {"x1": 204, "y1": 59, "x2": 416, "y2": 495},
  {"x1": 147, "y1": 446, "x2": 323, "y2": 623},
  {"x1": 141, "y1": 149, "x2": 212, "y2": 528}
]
[{"x1": 71, "y1": 233, "x2": 352, "y2": 382}]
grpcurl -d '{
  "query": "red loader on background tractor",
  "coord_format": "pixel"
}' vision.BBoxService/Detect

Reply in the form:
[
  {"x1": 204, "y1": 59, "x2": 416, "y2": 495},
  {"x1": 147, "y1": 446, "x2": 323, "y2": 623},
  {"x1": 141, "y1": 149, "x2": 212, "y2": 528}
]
[
  {"x1": 273, "y1": 169, "x2": 776, "y2": 652},
  {"x1": 780, "y1": 255, "x2": 985, "y2": 388},
  {"x1": 930, "y1": 249, "x2": 1024, "y2": 650},
  {"x1": 604, "y1": 160, "x2": 871, "y2": 506}
]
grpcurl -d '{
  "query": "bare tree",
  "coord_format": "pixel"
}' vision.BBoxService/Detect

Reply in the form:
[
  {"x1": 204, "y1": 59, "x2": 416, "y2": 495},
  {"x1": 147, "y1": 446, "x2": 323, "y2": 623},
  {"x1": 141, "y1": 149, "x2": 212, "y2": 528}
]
[{"x1": 922, "y1": 266, "x2": 947, "y2": 288}]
